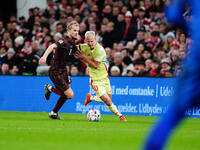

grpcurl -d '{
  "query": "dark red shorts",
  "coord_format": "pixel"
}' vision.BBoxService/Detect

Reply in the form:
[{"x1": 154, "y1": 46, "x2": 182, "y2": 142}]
[{"x1": 49, "y1": 69, "x2": 70, "y2": 92}]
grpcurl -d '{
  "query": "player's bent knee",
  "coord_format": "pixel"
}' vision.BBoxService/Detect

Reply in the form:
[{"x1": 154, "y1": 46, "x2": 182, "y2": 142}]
[
  {"x1": 100, "y1": 94, "x2": 112, "y2": 106},
  {"x1": 64, "y1": 88, "x2": 74, "y2": 99},
  {"x1": 105, "y1": 100, "x2": 112, "y2": 106},
  {"x1": 68, "y1": 93, "x2": 74, "y2": 99},
  {"x1": 64, "y1": 92, "x2": 74, "y2": 99}
]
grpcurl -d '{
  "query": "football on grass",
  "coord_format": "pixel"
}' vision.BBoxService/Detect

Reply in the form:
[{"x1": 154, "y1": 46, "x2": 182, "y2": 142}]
[{"x1": 87, "y1": 109, "x2": 101, "y2": 121}]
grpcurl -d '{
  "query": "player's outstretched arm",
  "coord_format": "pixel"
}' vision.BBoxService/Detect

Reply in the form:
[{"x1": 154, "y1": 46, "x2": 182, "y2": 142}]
[
  {"x1": 39, "y1": 43, "x2": 57, "y2": 64},
  {"x1": 75, "y1": 50, "x2": 100, "y2": 69},
  {"x1": 84, "y1": 58, "x2": 100, "y2": 69}
]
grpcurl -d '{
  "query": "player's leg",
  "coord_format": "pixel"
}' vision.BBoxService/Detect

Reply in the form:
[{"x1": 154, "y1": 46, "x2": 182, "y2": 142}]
[
  {"x1": 100, "y1": 93, "x2": 119, "y2": 114},
  {"x1": 143, "y1": 64, "x2": 200, "y2": 149},
  {"x1": 84, "y1": 79, "x2": 110, "y2": 105},
  {"x1": 84, "y1": 78, "x2": 126, "y2": 121},
  {"x1": 143, "y1": 104, "x2": 185, "y2": 150},
  {"x1": 99, "y1": 93, "x2": 126, "y2": 121},
  {"x1": 49, "y1": 94, "x2": 67, "y2": 120},
  {"x1": 45, "y1": 70, "x2": 64, "y2": 100},
  {"x1": 107, "y1": 93, "x2": 127, "y2": 121},
  {"x1": 84, "y1": 93, "x2": 104, "y2": 106},
  {"x1": 88, "y1": 78, "x2": 111, "y2": 104},
  {"x1": 84, "y1": 79, "x2": 114, "y2": 106},
  {"x1": 53, "y1": 87, "x2": 74, "y2": 110},
  {"x1": 48, "y1": 73, "x2": 72, "y2": 120},
  {"x1": 63, "y1": 87, "x2": 74, "y2": 99},
  {"x1": 143, "y1": 81, "x2": 191, "y2": 149},
  {"x1": 45, "y1": 83, "x2": 63, "y2": 100},
  {"x1": 95, "y1": 78, "x2": 127, "y2": 121},
  {"x1": 104, "y1": 77, "x2": 127, "y2": 121},
  {"x1": 84, "y1": 80, "x2": 104, "y2": 106},
  {"x1": 49, "y1": 87, "x2": 73, "y2": 120}
]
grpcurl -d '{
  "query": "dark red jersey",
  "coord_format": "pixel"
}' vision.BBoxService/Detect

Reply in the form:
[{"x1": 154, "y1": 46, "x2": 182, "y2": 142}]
[{"x1": 50, "y1": 36, "x2": 77, "y2": 71}]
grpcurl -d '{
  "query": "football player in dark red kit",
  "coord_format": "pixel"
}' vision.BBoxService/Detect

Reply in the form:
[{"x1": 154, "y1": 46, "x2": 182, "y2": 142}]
[{"x1": 39, "y1": 21, "x2": 79, "y2": 120}]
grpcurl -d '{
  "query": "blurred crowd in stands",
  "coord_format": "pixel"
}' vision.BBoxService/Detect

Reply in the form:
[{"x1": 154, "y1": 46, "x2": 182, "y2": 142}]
[{"x1": 0, "y1": 0, "x2": 191, "y2": 77}]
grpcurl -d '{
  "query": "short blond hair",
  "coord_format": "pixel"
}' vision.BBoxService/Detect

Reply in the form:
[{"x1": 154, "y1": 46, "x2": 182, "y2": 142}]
[
  {"x1": 85, "y1": 31, "x2": 96, "y2": 39},
  {"x1": 67, "y1": 20, "x2": 79, "y2": 30}
]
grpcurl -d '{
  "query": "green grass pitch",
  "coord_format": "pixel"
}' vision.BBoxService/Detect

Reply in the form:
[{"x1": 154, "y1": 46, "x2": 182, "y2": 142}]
[{"x1": 0, "y1": 111, "x2": 200, "y2": 150}]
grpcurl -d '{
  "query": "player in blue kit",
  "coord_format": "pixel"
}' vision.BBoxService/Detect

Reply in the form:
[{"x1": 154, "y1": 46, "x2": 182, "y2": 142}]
[{"x1": 142, "y1": 0, "x2": 200, "y2": 149}]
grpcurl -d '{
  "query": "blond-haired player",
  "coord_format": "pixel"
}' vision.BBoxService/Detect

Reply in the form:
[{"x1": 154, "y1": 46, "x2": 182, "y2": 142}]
[
  {"x1": 39, "y1": 20, "x2": 79, "y2": 120},
  {"x1": 75, "y1": 31, "x2": 127, "y2": 122}
]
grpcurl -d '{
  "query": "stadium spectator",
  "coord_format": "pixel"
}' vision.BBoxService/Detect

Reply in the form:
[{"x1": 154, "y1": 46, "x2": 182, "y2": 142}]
[
  {"x1": 0, "y1": 45, "x2": 7, "y2": 64},
  {"x1": 0, "y1": 20, "x2": 5, "y2": 37},
  {"x1": 2, "y1": 31, "x2": 12, "y2": 48},
  {"x1": 132, "y1": 60, "x2": 148, "y2": 77},
  {"x1": 79, "y1": 22, "x2": 87, "y2": 37},
  {"x1": 155, "y1": 48, "x2": 166, "y2": 61},
  {"x1": 122, "y1": 56, "x2": 133, "y2": 76},
  {"x1": 0, "y1": 63, "x2": 10, "y2": 75},
  {"x1": 163, "y1": 32, "x2": 175, "y2": 51},
  {"x1": 102, "y1": 21, "x2": 116, "y2": 48},
  {"x1": 149, "y1": 59, "x2": 160, "y2": 77},
  {"x1": 170, "y1": 50, "x2": 179, "y2": 70},
  {"x1": 111, "y1": 6, "x2": 120, "y2": 23},
  {"x1": 159, "y1": 22, "x2": 167, "y2": 42},
  {"x1": 0, "y1": 0, "x2": 189, "y2": 77},
  {"x1": 126, "y1": 64, "x2": 135, "y2": 77},
  {"x1": 31, "y1": 40, "x2": 42, "y2": 57},
  {"x1": 114, "y1": 13, "x2": 126, "y2": 43},
  {"x1": 3, "y1": 48, "x2": 17, "y2": 67},
  {"x1": 9, "y1": 65, "x2": 19, "y2": 75},
  {"x1": 20, "y1": 46, "x2": 39, "y2": 75},
  {"x1": 141, "y1": 48, "x2": 153, "y2": 61},
  {"x1": 105, "y1": 47, "x2": 112, "y2": 62},
  {"x1": 125, "y1": 41, "x2": 134, "y2": 57},
  {"x1": 109, "y1": 52, "x2": 123, "y2": 75},
  {"x1": 145, "y1": 58, "x2": 152, "y2": 72},
  {"x1": 53, "y1": 32, "x2": 62, "y2": 42},
  {"x1": 159, "y1": 57, "x2": 172, "y2": 77},
  {"x1": 132, "y1": 50, "x2": 142, "y2": 62},
  {"x1": 135, "y1": 43, "x2": 145, "y2": 55},
  {"x1": 122, "y1": 11, "x2": 137, "y2": 43},
  {"x1": 110, "y1": 65, "x2": 121, "y2": 76},
  {"x1": 14, "y1": 35, "x2": 24, "y2": 53},
  {"x1": 70, "y1": 65, "x2": 81, "y2": 76},
  {"x1": 178, "y1": 32, "x2": 187, "y2": 48},
  {"x1": 132, "y1": 30, "x2": 145, "y2": 50}
]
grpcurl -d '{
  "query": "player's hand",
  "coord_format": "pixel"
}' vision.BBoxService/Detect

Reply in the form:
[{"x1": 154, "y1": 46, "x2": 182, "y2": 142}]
[
  {"x1": 75, "y1": 50, "x2": 86, "y2": 60},
  {"x1": 39, "y1": 57, "x2": 46, "y2": 64}
]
